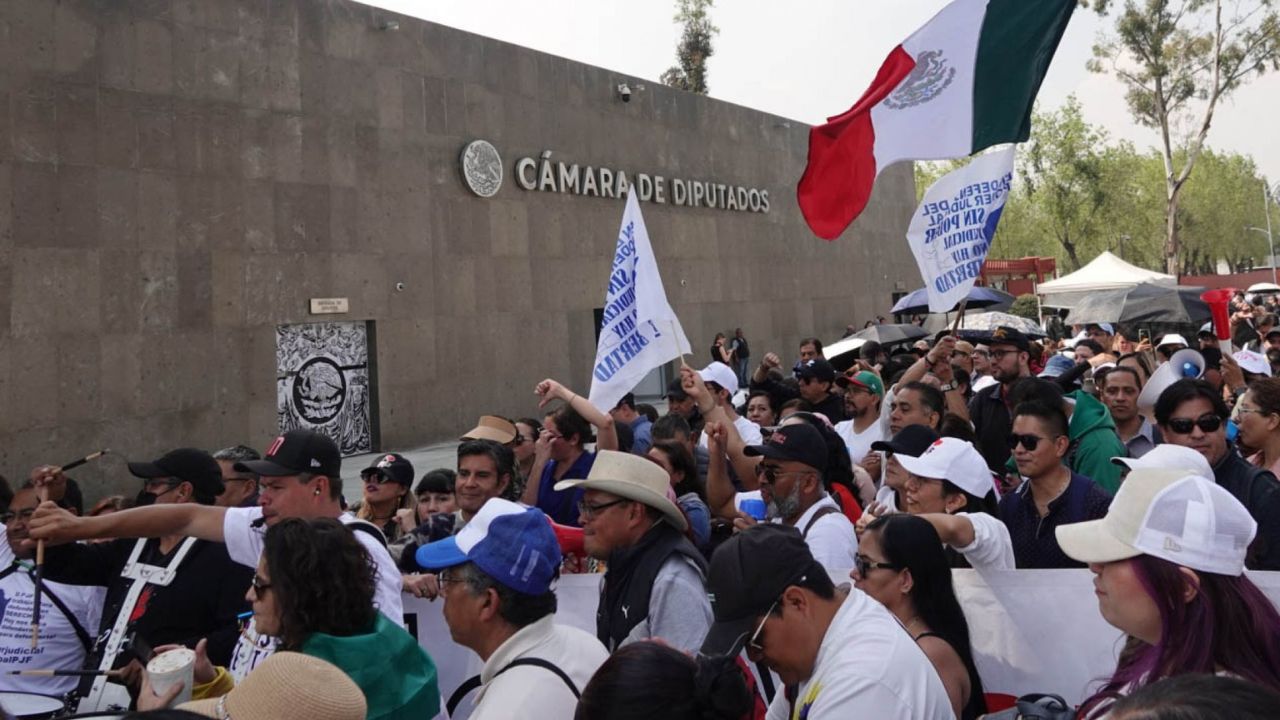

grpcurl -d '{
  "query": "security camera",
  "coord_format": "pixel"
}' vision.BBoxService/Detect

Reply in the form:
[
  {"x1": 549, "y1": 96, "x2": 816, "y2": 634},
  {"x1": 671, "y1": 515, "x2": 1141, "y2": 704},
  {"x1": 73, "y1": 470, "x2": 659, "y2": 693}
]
[
  {"x1": 395, "y1": 282, "x2": 406, "y2": 292},
  {"x1": 617, "y1": 83, "x2": 632, "y2": 102}
]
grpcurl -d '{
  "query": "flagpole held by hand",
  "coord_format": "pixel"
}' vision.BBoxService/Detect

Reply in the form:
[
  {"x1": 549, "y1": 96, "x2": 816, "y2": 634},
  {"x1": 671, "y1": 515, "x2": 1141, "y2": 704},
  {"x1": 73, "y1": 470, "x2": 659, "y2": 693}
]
[{"x1": 951, "y1": 300, "x2": 969, "y2": 336}]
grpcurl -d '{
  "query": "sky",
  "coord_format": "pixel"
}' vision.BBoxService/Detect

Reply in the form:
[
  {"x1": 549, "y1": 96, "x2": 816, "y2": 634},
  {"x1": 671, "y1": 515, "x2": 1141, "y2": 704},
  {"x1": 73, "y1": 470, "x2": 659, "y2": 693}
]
[{"x1": 359, "y1": 0, "x2": 1280, "y2": 187}]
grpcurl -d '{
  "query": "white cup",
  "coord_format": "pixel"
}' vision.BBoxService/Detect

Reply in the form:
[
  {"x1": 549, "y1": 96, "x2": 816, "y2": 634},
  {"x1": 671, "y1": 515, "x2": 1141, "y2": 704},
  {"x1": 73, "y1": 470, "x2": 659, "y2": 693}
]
[{"x1": 146, "y1": 647, "x2": 196, "y2": 706}]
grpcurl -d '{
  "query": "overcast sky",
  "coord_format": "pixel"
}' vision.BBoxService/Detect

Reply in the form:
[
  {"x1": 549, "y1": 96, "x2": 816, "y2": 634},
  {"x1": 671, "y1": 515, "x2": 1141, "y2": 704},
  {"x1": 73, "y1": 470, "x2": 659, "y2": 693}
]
[{"x1": 360, "y1": 0, "x2": 1280, "y2": 187}]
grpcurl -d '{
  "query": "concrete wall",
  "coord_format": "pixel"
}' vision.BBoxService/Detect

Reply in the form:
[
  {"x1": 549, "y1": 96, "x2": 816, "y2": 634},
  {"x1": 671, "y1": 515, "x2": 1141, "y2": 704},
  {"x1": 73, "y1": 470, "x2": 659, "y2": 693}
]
[{"x1": 0, "y1": 0, "x2": 917, "y2": 499}]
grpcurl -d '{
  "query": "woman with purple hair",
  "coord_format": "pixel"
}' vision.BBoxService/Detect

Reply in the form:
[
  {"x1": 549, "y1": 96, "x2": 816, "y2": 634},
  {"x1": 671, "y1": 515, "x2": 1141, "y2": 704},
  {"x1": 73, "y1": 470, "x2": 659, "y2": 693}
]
[{"x1": 1055, "y1": 467, "x2": 1280, "y2": 718}]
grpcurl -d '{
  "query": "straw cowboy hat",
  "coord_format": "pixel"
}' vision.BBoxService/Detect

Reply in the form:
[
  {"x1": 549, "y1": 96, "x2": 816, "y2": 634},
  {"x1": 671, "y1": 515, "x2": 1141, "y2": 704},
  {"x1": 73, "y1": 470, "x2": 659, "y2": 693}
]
[
  {"x1": 181, "y1": 652, "x2": 366, "y2": 720},
  {"x1": 554, "y1": 450, "x2": 688, "y2": 531}
]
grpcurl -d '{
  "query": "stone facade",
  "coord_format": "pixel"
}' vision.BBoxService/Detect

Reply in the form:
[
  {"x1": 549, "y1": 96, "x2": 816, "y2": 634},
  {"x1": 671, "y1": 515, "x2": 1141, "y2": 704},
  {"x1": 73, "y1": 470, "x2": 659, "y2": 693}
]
[{"x1": 0, "y1": 0, "x2": 917, "y2": 499}]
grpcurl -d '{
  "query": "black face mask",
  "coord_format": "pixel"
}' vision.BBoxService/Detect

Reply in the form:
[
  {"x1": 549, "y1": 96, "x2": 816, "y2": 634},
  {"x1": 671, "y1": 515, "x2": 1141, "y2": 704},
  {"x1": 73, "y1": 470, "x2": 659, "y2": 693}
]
[{"x1": 134, "y1": 489, "x2": 158, "y2": 507}]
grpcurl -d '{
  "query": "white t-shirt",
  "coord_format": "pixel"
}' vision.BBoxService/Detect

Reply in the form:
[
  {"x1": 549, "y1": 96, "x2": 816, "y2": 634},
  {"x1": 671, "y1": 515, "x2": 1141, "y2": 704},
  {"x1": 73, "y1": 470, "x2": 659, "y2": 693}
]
[
  {"x1": 0, "y1": 537, "x2": 104, "y2": 696},
  {"x1": 952, "y1": 512, "x2": 1016, "y2": 571},
  {"x1": 734, "y1": 493, "x2": 857, "y2": 585},
  {"x1": 766, "y1": 589, "x2": 954, "y2": 720},
  {"x1": 222, "y1": 507, "x2": 404, "y2": 680},
  {"x1": 834, "y1": 418, "x2": 884, "y2": 468},
  {"x1": 700, "y1": 415, "x2": 764, "y2": 448}
]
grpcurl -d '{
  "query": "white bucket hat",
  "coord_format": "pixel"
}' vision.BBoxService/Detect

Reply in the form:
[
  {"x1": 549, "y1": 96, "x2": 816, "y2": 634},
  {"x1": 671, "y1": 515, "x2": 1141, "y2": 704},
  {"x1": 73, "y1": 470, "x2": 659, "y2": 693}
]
[
  {"x1": 555, "y1": 450, "x2": 688, "y2": 531},
  {"x1": 1056, "y1": 468, "x2": 1256, "y2": 576}
]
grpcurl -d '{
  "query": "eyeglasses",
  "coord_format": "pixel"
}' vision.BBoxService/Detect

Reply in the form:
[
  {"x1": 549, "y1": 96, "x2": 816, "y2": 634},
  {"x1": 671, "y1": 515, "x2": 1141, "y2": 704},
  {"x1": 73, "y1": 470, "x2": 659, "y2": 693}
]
[
  {"x1": 438, "y1": 567, "x2": 463, "y2": 593},
  {"x1": 989, "y1": 348, "x2": 1020, "y2": 360},
  {"x1": 855, "y1": 554, "x2": 900, "y2": 578},
  {"x1": 1236, "y1": 406, "x2": 1272, "y2": 419},
  {"x1": 250, "y1": 574, "x2": 272, "y2": 594},
  {"x1": 755, "y1": 464, "x2": 812, "y2": 486},
  {"x1": 577, "y1": 498, "x2": 629, "y2": 519},
  {"x1": 0, "y1": 508, "x2": 36, "y2": 524},
  {"x1": 1007, "y1": 433, "x2": 1052, "y2": 451},
  {"x1": 746, "y1": 598, "x2": 779, "y2": 653},
  {"x1": 1167, "y1": 414, "x2": 1223, "y2": 435}
]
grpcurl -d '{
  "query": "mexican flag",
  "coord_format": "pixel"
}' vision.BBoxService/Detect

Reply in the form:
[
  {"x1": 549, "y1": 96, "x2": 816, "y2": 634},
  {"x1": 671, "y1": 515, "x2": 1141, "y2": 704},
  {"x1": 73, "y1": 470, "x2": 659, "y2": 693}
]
[{"x1": 797, "y1": 0, "x2": 1075, "y2": 240}]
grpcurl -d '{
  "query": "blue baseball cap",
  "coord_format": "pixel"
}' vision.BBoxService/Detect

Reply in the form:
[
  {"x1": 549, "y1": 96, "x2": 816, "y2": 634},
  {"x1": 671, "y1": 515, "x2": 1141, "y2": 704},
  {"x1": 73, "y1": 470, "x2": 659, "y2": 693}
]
[
  {"x1": 1038, "y1": 354, "x2": 1076, "y2": 379},
  {"x1": 414, "y1": 498, "x2": 561, "y2": 595}
]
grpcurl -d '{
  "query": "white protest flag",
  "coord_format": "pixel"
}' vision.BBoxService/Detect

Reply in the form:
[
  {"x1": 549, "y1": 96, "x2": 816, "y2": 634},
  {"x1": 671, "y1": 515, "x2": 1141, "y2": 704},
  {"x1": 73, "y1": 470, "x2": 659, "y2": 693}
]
[
  {"x1": 907, "y1": 145, "x2": 1016, "y2": 313},
  {"x1": 588, "y1": 188, "x2": 691, "y2": 413}
]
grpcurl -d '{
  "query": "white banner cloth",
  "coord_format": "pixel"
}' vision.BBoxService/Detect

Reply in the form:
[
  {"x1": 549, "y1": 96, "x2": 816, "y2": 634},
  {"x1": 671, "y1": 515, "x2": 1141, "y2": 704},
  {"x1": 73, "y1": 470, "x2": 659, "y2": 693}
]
[
  {"x1": 907, "y1": 146, "x2": 1015, "y2": 313},
  {"x1": 587, "y1": 188, "x2": 689, "y2": 413},
  {"x1": 404, "y1": 570, "x2": 1280, "y2": 714}
]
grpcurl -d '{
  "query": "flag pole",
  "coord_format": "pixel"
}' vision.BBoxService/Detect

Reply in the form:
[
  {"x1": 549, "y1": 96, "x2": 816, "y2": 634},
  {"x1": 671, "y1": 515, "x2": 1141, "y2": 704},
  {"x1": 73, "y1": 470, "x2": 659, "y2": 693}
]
[{"x1": 950, "y1": 300, "x2": 969, "y2": 335}]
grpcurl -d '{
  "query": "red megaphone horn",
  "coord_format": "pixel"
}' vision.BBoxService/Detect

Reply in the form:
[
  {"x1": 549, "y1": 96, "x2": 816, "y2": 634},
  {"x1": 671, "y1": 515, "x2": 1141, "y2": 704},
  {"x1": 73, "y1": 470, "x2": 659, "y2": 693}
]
[
  {"x1": 547, "y1": 518, "x2": 585, "y2": 558},
  {"x1": 1200, "y1": 288, "x2": 1235, "y2": 343}
]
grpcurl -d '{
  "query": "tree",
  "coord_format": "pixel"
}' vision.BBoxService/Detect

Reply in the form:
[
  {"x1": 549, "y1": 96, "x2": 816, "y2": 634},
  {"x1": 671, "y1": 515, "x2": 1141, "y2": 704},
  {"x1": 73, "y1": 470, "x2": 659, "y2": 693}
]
[
  {"x1": 1084, "y1": 0, "x2": 1280, "y2": 276},
  {"x1": 660, "y1": 0, "x2": 718, "y2": 94},
  {"x1": 1010, "y1": 294, "x2": 1042, "y2": 321}
]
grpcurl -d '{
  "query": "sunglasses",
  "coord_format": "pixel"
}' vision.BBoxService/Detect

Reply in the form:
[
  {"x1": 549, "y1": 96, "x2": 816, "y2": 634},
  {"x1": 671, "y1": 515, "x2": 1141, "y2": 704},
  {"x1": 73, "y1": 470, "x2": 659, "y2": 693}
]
[
  {"x1": 1167, "y1": 414, "x2": 1223, "y2": 435},
  {"x1": 362, "y1": 472, "x2": 396, "y2": 485},
  {"x1": 855, "y1": 554, "x2": 900, "y2": 578},
  {"x1": 1007, "y1": 433, "x2": 1053, "y2": 451},
  {"x1": 754, "y1": 464, "x2": 811, "y2": 485},
  {"x1": 250, "y1": 573, "x2": 272, "y2": 594}
]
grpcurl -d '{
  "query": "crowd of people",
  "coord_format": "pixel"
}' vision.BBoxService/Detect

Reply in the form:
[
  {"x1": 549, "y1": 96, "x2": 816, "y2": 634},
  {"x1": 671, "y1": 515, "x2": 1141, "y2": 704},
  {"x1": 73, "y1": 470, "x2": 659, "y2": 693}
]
[{"x1": 3, "y1": 311, "x2": 1280, "y2": 719}]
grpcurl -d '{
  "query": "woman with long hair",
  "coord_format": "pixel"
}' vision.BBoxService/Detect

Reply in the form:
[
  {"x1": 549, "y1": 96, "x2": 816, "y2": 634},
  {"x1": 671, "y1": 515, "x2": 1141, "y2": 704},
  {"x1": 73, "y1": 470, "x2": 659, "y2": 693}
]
[
  {"x1": 648, "y1": 439, "x2": 710, "y2": 548},
  {"x1": 1056, "y1": 469, "x2": 1280, "y2": 718},
  {"x1": 144, "y1": 518, "x2": 440, "y2": 719},
  {"x1": 852, "y1": 514, "x2": 987, "y2": 720},
  {"x1": 354, "y1": 454, "x2": 415, "y2": 542},
  {"x1": 575, "y1": 641, "x2": 754, "y2": 720}
]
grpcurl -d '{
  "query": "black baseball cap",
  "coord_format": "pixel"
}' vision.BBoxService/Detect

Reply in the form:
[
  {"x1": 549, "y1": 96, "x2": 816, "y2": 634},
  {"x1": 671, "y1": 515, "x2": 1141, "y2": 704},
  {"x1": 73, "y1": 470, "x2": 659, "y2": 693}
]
[
  {"x1": 744, "y1": 423, "x2": 827, "y2": 473},
  {"x1": 236, "y1": 429, "x2": 341, "y2": 478},
  {"x1": 666, "y1": 378, "x2": 690, "y2": 401},
  {"x1": 128, "y1": 448, "x2": 224, "y2": 499},
  {"x1": 361, "y1": 453, "x2": 415, "y2": 486},
  {"x1": 870, "y1": 424, "x2": 940, "y2": 457},
  {"x1": 794, "y1": 358, "x2": 836, "y2": 383},
  {"x1": 989, "y1": 326, "x2": 1031, "y2": 352},
  {"x1": 700, "y1": 524, "x2": 823, "y2": 658}
]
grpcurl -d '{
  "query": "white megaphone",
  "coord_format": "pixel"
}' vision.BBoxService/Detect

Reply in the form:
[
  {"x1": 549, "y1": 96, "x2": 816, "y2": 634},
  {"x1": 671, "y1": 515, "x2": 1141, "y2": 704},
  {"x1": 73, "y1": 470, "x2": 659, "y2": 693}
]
[{"x1": 1137, "y1": 348, "x2": 1205, "y2": 413}]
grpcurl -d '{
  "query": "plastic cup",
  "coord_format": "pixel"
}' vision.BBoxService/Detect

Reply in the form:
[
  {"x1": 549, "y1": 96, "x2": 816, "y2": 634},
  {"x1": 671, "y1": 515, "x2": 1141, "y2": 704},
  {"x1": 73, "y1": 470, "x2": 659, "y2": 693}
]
[
  {"x1": 147, "y1": 647, "x2": 196, "y2": 706},
  {"x1": 739, "y1": 498, "x2": 767, "y2": 521}
]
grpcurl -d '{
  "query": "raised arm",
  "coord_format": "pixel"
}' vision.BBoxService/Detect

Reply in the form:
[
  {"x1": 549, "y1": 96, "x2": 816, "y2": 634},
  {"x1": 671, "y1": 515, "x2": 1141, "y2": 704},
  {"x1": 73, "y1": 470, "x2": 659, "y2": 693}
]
[
  {"x1": 28, "y1": 501, "x2": 228, "y2": 547},
  {"x1": 703, "y1": 421, "x2": 738, "y2": 520},
  {"x1": 681, "y1": 366, "x2": 761, "y2": 488},
  {"x1": 915, "y1": 512, "x2": 977, "y2": 549},
  {"x1": 535, "y1": 378, "x2": 618, "y2": 451}
]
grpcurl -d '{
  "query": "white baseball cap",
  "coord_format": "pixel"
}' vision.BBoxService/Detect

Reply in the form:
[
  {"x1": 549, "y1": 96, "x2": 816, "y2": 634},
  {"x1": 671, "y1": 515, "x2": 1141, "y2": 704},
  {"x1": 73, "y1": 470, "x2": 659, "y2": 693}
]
[
  {"x1": 895, "y1": 437, "x2": 994, "y2": 499},
  {"x1": 1111, "y1": 444, "x2": 1213, "y2": 479},
  {"x1": 700, "y1": 361, "x2": 739, "y2": 395},
  {"x1": 1056, "y1": 469, "x2": 1256, "y2": 576},
  {"x1": 1156, "y1": 333, "x2": 1189, "y2": 350}
]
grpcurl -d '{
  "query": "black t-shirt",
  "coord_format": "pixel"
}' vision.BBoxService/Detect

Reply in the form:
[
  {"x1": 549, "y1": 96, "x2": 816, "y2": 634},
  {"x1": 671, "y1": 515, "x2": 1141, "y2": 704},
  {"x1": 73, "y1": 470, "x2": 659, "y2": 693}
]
[{"x1": 43, "y1": 537, "x2": 253, "y2": 668}]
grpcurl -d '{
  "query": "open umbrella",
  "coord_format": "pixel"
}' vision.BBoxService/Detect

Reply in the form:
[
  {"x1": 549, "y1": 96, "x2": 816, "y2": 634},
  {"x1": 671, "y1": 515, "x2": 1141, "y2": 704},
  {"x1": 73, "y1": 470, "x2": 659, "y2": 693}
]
[
  {"x1": 891, "y1": 286, "x2": 1015, "y2": 316},
  {"x1": 923, "y1": 311, "x2": 1047, "y2": 338},
  {"x1": 824, "y1": 336, "x2": 868, "y2": 372},
  {"x1": 1066, "y1": 283, "x2": 1210, "y2": 326},
  {"x1": 851, "y1": 323, "x2": 928, "y2": 346}
]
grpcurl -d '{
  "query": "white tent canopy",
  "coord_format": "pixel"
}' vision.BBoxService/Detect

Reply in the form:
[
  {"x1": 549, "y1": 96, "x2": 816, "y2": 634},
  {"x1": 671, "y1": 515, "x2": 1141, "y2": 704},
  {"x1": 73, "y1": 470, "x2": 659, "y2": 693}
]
[{"x1": 1038, "y1": 251, "x2": 1176, "y2": 308}]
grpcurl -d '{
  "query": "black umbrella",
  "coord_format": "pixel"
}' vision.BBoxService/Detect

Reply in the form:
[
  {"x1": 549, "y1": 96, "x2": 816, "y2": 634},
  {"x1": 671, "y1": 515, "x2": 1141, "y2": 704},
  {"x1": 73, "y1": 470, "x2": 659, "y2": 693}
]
[
  {"x1": 1066, "y1": 283, "x2": 1210, "y2": 326},
  {"x1": 891, "y1": 286, "x2": 1016, "y2": 316},
  {"x1": 851, "y1": 323, "x2": 928, "y2": 346}
]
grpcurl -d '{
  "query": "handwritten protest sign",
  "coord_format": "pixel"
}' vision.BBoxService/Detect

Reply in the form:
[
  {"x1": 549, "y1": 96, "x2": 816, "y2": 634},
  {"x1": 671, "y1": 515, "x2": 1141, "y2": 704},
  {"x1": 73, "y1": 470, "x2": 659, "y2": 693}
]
[
  {"x1": 907, "y1": 145, "x2": 1016, "y2": 313},
  {"x1": 588, "y1": 188, "x2": 690, "y2": 413}
]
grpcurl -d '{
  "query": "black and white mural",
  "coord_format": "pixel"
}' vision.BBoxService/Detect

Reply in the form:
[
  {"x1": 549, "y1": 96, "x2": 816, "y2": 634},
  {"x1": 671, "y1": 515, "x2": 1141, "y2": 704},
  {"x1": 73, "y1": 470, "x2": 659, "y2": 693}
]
[{"x1": 276, "y1": 322, "x2": 374, "y2": 455}]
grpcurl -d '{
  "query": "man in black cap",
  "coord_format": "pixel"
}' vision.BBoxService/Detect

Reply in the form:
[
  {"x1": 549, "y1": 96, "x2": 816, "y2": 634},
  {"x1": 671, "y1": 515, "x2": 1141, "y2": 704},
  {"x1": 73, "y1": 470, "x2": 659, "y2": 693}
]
[
  {"x1": 706, "y1": 423, "x2": 856, "y2": 582},
  {"x1": 794, "y1": 358, "x2": 847, "y2": 422},
  {"x1": 30, "y1": 449, "x2": 251, "y2": 710},
  {"x1": 700, "y1": 525, "x2": 951, "y2": 719},
  {"x1": 30, "y1": 430, "x2": 403, "y2": 683},
  {"x1": 969, "y1": 326, "x2": 1033, "y2": 472}
]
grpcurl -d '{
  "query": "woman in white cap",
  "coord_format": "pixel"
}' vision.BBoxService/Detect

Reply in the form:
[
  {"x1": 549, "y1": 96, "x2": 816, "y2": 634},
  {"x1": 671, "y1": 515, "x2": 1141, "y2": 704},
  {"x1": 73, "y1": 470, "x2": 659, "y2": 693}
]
[{"x1": 1056, "y1": 469, "x2": 1280, "y2": 718}]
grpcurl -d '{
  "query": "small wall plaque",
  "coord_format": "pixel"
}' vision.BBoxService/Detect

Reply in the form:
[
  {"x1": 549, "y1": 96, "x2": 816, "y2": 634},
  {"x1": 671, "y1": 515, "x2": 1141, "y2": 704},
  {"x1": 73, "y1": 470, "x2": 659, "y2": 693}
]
[{"x1": 309, "y1": 297, "x2": 350, "y2": 315}]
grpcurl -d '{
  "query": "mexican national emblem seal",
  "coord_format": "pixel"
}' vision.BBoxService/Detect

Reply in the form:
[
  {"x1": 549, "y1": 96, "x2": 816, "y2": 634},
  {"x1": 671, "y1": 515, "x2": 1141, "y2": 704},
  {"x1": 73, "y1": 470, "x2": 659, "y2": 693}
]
[
  {"x1": 460, "y1": 140, "x2": 503, "y2": 197},
  {"x1": 883, "y1": 50, "x2": 956, "y2": 110}
]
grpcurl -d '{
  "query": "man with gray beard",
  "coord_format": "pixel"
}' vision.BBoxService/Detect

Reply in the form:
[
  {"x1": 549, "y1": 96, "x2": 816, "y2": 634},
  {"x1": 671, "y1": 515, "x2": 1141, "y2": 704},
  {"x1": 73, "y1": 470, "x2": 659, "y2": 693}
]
[{"x1": 706, "y1": 422, "x2": 857, "y2": 583}]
